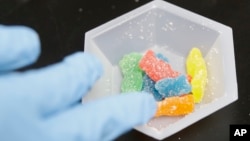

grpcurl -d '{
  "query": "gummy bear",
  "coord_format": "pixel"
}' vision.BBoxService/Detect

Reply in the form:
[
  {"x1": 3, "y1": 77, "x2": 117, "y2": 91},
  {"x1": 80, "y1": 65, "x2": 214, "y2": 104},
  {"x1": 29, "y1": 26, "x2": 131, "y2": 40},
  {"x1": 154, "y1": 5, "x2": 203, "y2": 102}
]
[
  {"x1": 155, "y1": 75, "x2": 192, "y2": 97},
  {"x1": 155, "y1": 94, "x2": 195, "y2": 117},
  {"x1": 142, "y1": 52, "x2": 169, "y2": 101},
  {"x1": 139, "y1": 50, "x2": 179, "y2": 82},
  {"x1": 121, "y1": 71, "x2": 143, "y2": 92},
  {"x1": 186, "y1": 48, "x2": 207, "y2": 103},
  {"x1": 156, "y1": 53, "x2": 169, "y2": 62},
  {"x1": 119, "y1": 53, "x2": 142, "y2": 74},
  {"x1": 142, "y1": 75, "x2": 164, "y2": 101},
  {"x1": 119, "y1": 53, "x2": 143, "y2": 92}
]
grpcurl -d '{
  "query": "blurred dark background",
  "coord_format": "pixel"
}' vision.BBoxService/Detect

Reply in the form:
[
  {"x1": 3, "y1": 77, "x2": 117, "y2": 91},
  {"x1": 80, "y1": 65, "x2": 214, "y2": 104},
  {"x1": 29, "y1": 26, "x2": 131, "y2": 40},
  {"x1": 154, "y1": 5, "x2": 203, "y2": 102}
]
[{"x1": 0, "y1": 0, "x2": 249, "y2": 140}]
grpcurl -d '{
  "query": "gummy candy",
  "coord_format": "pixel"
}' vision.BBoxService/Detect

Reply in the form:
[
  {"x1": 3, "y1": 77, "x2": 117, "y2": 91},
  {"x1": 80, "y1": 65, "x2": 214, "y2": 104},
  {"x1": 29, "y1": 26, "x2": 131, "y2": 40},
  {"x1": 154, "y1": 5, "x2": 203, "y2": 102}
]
[
  {"x1": 155, "y1": 94, "x2": 195, "y2": 117},
  {"x1": 119, "y1": 53, "x2": 143, "y2": 92},
  {"x1": 121, "y1": 71, "x2": 143, "y2": 92},
  {"x1": 187, "y1": 74, "x2": 192, "y2": 83},
  {"x1": 119, "y1": 53, "x2": 142, "y2": 74},
  {"x1": 119, "y1": 48, "x2": 207, "y2": 117},
  {"x1": 156, "y1": 53, "x2": 169, "y2": 62},
  {"x1": 142, "y1": 52, "x2": 169, "y2": 101},
  {"x1": 186, "y1": 48, "x2": 207, "y2": 103},
  {"x1": 155, "y1": 75, "x2": 191, "y2": 97},
  {"x1": 142, "y1": 75, "x2": 164, "y2": 101},
  {"x1": 139, "y1": 50, "x2": 179, "y2": 82}
]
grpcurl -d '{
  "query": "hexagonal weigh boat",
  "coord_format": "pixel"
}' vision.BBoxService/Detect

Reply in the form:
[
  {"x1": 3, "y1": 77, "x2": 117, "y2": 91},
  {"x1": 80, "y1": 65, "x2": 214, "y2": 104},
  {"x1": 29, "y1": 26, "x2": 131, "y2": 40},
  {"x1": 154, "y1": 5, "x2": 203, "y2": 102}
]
[{"x1": 82, "y1": 0, "x2": 237, "y2": 140}]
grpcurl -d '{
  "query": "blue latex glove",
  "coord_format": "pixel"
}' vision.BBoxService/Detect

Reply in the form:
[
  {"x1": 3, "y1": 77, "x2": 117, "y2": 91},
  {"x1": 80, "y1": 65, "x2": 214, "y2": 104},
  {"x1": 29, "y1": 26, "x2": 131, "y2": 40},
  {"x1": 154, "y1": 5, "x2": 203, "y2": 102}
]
[{"x1": 0, "y1": 25, "x2": 157, "y2": 141}]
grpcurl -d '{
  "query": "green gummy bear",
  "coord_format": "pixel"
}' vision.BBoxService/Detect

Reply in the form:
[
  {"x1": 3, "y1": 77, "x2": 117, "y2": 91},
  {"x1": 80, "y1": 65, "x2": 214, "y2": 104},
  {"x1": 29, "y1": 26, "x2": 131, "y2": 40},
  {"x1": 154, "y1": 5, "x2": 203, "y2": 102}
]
[
  {"x1": 121, "y1": 72, "x2": 143, "y2": 93},
  {"x1": 119, "y1": 53, "x2": 143, "y2": 74},
  {"x1": 119, "y1": 53, "x2": 143, "y2": 93}
]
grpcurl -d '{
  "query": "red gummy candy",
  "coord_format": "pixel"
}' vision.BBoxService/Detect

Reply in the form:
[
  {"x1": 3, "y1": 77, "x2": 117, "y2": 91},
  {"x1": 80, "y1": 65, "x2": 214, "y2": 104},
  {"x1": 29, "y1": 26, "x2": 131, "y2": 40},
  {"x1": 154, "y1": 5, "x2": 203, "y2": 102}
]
[
  {"x1": 187, "y1": 74, "x2": 192, "y2": 83},
  {"x1": 139, "y1": 50, "x2": 179, "y2": 81}
]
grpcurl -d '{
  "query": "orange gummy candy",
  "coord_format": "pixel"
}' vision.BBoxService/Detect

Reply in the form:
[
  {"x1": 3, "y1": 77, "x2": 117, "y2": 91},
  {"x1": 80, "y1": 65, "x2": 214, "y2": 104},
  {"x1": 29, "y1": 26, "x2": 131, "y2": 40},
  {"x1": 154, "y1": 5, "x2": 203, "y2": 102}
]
[
  {"x1": 139, "y1": 50, "x2": 179, "y2": 82},
  {"x1": 155, "y1": 94, "x2": 195, "y2": 117}
]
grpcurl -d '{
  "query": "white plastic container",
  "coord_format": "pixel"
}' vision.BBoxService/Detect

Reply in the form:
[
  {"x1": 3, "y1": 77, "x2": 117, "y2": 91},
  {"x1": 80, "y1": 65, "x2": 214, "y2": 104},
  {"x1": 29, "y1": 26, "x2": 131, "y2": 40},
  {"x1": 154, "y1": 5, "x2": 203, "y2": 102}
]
[{"x1": 83, "y1": 0, "x2": 237, "y2": 140}]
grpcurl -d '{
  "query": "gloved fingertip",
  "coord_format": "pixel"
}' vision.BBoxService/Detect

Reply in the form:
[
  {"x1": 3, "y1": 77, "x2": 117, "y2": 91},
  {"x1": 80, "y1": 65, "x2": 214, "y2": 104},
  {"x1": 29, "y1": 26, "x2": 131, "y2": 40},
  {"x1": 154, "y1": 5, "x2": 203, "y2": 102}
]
[
  {"x1": 0, "y1": 25, "x2": 41, "y2": 71},
  {"x1": 17, "y1": 26, "x2": 41, "y2": 64},
  {"x1": 63, "y1": 52, "x2": 103, "y2": 81},
  {"x1": 43, "y1": 93, "x2": 156, "y2": 141},
  {"x1": 126, "y1": 92, "x2": 157, "y2": 123},
  {"x1": 143, "y1": 93, "x2": 157, "y2": 121}
]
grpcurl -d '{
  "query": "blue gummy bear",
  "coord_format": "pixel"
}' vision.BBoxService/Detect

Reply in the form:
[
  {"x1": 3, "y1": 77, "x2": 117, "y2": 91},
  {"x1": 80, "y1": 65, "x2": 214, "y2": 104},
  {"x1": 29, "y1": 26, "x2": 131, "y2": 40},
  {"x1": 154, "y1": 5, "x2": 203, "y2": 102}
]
[
  {"x1": 156, "y1": 53, "x2": 169, "y2": 62},
  {"x1": 155, "y1": 75, "x2": 191, "y2": 97},
  {"x1": 142, "y1": 75, "x2": 163, "y2": 101}
]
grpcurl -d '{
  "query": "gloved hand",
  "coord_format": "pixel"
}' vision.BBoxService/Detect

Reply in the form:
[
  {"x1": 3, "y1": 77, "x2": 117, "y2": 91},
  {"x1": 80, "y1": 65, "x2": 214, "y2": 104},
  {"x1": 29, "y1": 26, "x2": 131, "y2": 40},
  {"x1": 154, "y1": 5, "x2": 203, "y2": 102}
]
[{"x1": 0, "y1": 25, "x2": 157, "y2": 141}]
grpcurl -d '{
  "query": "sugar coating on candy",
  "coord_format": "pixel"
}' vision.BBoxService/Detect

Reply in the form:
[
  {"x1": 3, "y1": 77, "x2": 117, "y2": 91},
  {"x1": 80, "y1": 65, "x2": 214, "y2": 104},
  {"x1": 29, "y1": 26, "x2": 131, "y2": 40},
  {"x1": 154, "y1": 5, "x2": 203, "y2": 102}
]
[
  {"x1": 119, "y1": 48, "x2": 207, "y2": 117},
  {"x1": 186, "y1": 48, "x2": 207, "y2": 103},
  {"x1": 121, "y1": 72, "x2": 143, "y2": 92},
  {"x1": 142, "y1": 75, "x2": 163, "y2": 101},
  {"x1": 155, "y1": 94, "x2": 195, "y2": 117},
  {"x1": 119, "y1": 53, "x2": 143, "y2": 93},
  {"x1": 119, "y1": 52, "x2": 143, "y2": 74},
  {"x1": 142, "y1": 52, "x2": 171, "y2": 101},
  {"x1": 139, "y1": 50, "x2": 180, "y2": 82},
  {"x1": 155, "y1": 75, "x2": 192, "y2": 97}
]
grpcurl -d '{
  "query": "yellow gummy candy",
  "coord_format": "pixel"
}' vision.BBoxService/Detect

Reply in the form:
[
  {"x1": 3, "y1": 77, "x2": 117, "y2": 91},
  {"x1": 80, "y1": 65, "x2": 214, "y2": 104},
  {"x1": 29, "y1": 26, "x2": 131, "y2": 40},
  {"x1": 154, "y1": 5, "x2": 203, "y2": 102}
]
[{"x1": 186, "y1": 48, "x2": 207, "y2": 103}]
